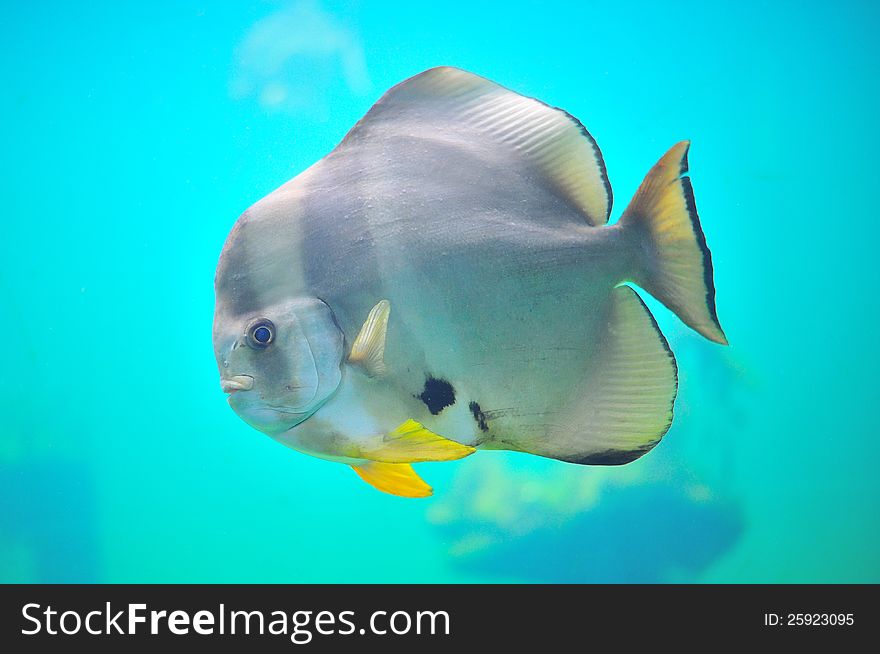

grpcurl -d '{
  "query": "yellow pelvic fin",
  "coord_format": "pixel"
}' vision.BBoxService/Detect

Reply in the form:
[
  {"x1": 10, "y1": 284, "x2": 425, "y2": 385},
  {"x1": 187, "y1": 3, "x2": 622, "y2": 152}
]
[
  {"x1": 351, "y1": 461, "x2": 432, "y2": 498},
  {"x1": 363, "y1": 419, "x2": 476, "y2": 463},
  {"x1": 348, "y1": 299, "x2": 391, "y2": 377}
]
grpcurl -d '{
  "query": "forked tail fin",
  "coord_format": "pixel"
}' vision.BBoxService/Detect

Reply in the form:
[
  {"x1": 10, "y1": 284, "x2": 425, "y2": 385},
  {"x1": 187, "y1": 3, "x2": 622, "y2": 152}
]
[{"x1": 620, "y1": 141, "x2": 727, "y2": 344}]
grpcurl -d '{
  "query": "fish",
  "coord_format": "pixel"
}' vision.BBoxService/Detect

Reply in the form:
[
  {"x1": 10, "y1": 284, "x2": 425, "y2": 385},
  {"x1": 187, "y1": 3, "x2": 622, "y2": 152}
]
[{"x1": 212, "y1": 66, "x2": 727, "y2": 498}]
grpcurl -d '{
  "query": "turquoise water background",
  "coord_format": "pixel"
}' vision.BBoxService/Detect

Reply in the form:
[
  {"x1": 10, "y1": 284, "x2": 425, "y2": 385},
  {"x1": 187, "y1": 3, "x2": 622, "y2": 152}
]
[{"x1": 2, "y1": 0, "x2": 878, "y2": 583}]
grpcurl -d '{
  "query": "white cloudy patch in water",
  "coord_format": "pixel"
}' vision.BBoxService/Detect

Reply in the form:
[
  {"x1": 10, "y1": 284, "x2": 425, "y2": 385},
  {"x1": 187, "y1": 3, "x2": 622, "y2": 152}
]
[{"x1": 230, "y1": 0, "x2": 371, "y2": 113}]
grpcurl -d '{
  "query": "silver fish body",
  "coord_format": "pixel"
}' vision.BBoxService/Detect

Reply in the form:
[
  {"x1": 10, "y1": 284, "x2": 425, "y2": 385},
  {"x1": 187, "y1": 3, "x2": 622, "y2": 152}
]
[{"x1": 213, "y1": 67, "x2": 727, "y2": 496}]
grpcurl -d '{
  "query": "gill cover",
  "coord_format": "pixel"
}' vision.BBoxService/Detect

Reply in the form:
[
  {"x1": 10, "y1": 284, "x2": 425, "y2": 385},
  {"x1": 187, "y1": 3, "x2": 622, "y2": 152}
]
[{"x1": 279, "y1": 297, "x2": 345, "y2": 415}]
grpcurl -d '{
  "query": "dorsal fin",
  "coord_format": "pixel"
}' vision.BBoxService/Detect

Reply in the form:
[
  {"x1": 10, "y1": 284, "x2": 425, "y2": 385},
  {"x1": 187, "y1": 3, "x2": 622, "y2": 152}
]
[{"x1": 338, "y1": 66, "x2": 612, "y2": 226}]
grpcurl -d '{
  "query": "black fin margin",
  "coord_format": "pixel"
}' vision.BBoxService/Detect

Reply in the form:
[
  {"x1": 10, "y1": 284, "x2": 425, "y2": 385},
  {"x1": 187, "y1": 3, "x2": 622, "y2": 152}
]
[{"x1": 679, "y1": 144, "x2": 725, "y2": 341}]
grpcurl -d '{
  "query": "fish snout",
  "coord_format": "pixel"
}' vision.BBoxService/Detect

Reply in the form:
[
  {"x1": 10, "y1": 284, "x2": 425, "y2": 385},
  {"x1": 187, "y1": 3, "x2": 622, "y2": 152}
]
[{"x1": 221, "y1": 375, "x2": 255, "y2": 394}]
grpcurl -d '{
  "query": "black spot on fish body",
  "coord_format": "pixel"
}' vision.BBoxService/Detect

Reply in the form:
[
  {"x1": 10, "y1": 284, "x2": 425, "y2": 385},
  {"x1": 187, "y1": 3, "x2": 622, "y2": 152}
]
[
  {"x1": 415, "y1": 376, "x2": 455, "y2": 415},
  {"x1": 469, "y1": 401, "x2": 489, "y2": 432}
]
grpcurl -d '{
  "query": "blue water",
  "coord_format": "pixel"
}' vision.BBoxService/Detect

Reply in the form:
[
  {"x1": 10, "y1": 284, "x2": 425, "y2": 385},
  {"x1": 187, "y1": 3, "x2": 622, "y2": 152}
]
[{"x1": 2, "y1": 0, "x2": 878, "y2": 583}]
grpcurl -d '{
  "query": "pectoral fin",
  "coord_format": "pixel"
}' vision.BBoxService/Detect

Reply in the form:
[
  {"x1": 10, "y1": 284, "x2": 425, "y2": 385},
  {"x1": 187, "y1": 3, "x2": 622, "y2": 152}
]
[
  {"x1": 348, "y1": 300, "x2": 391, "y2": 377},
  {"x1": 351, "y1": 462, "x2": 433, "y2": 498},
  {"x1": 362, "y1": 419, "x2": 476, "y2": 463}
]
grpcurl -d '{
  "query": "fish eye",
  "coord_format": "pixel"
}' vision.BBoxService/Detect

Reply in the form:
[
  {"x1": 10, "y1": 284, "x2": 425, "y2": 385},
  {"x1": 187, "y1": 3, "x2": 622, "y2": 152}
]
[{"x1": 245, "y1": 318, "x2": 275, "y2": 349}]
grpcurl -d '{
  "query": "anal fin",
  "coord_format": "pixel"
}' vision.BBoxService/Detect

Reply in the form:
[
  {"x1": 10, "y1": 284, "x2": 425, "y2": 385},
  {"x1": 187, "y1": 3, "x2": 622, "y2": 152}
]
[
  {"x1": 351, "y1": 462, "x2": 432, "y2": 498},
  {"x1": 522, "y1": 285, "x2": 678, "y2": 465}
]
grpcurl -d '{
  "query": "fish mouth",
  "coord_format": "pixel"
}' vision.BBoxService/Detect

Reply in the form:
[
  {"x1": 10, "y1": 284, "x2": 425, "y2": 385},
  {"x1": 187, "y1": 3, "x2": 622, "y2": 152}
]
[{"x1": 221, "y1": 375, "x2": 255, "y2": 394}]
